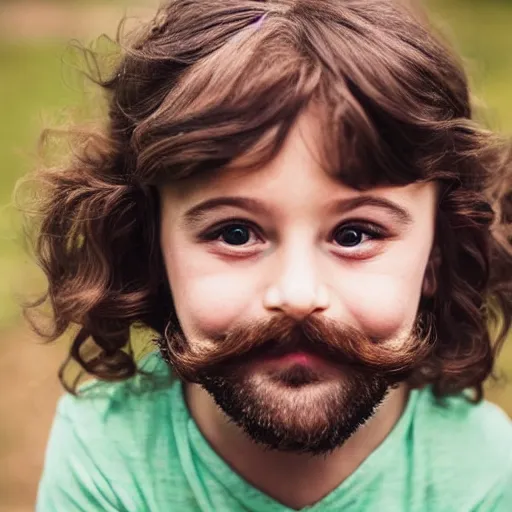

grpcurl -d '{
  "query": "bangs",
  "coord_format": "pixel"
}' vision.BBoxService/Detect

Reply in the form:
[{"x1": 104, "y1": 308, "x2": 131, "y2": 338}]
[{"x1": 131, "y1": 3, "x2": 467, "y2": 190}]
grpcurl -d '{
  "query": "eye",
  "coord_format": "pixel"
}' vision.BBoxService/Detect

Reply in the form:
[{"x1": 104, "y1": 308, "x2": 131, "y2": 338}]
[
  {"x1": 199, "y1": 220, "x2": 261, "y2": 248},
  {"x1": 219, "y1": 224, "x2": 252, "y2": 246},
  {"x1": 332, "y1": 223, "x2": 387, "y2": 250},
  {"x1": 333, "y1": 227, "x2": 369, "y2": 247}
]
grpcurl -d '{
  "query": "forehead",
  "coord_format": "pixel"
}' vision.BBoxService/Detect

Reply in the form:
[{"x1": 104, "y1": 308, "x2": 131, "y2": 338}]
[
  {"x1": 160, "y1": 110, "x2": 438, "y2": 216},
  {"x1": 169, "y1": 111, "x2": 327, "y2": 193}
]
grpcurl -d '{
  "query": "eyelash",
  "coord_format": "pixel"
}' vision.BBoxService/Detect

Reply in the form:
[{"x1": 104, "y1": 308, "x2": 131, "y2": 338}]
[{"x1": 197, "y1": 217, "x2": 390, "y2": 259}]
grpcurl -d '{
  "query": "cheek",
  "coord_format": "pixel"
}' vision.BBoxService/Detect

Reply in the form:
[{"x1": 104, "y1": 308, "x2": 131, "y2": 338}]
[
  {"x1": 339, "y1": 265, "x2": 426, "y2": 339},
  {"x1": 177, "y1": 275, "x2": 250, "y2": 335},
  {"x1": 164, "y1": 247, "x2": 254, "y2": 337}
]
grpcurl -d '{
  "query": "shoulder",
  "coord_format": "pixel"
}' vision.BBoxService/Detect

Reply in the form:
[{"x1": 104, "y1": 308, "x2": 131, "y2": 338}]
[
  {"x1": 37, "y1": 352, "x2": 183, "y2": 510},
  {"x1": 61, "y1": 350, "x2": 174, "y2": 405},
  {"x1": 411, "y1": 386, "x2": 512, "y2": 510},
  {"x1": 56, "y1": 351, "x2": 177, "y2": 442},
  {"x1": 413, "y1": 386, "x2": 512, "y2": 458}
]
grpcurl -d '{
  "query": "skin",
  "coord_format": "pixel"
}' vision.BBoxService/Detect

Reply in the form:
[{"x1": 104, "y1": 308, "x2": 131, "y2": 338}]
[{"x1": 159, "y1": 109, "x2": 438, "y2": 508}]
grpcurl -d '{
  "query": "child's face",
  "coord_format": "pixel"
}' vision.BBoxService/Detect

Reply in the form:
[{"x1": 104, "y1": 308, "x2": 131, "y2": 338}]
[
  {"x1": 160, "y1": 110, "x2": 437, "y2": 349},
  {"x1": 159, "y1": 109, "x2": 437, "y2": 447}
]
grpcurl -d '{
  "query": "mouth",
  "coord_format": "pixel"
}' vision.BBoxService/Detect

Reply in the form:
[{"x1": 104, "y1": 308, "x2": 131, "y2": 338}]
[
  {"x1": 251, "y1": 345, "x2": 341, "y2": 380},
  {"x1": 253, "y1": 335, "x2": 329, "y2": 363},
  {"x1": 261, "y1": 350, "x2": 325, "y2": 365},
  {"x1": 215, "y1": 336, "x2": 343, "y2": 380}
]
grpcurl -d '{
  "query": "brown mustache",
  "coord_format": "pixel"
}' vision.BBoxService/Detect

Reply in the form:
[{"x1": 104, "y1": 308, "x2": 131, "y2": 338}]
[{"x1": 161, "y1": 313, "x2": 436, "y2": 383}]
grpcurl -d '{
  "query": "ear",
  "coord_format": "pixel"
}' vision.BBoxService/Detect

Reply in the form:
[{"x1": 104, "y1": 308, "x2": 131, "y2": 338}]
[{"x1": 422, "y1": 246, "x2": 441, "y2": 297}]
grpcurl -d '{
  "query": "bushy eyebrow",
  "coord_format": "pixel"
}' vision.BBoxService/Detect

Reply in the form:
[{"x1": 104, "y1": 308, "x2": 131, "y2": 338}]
[{"x1": 183, "y1": 195, "x2": 413, "y2": 226}]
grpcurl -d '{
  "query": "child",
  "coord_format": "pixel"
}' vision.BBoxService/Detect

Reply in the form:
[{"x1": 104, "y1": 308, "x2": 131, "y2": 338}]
[{"x1": 30, "y1": 0, "x2": 512, "y2": 510}]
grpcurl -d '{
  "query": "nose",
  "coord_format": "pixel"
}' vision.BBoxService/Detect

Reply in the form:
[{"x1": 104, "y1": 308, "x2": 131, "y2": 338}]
[{"x1": 263, "y1": 246, "x2": 330, "y2": 320}]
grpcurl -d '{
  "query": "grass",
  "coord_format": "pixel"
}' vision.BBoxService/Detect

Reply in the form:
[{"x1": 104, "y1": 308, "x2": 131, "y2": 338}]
[
  {"x1": 427, "y1": 0, "x2": 512, "y2": 134},
  {"x1": 0, "y1": 41, "x2": 87, "y2": 327}
]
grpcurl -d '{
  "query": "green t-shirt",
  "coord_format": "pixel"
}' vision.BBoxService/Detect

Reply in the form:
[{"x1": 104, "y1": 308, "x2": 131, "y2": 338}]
[{"x1": 37, "y1": 351, "x2": 512, "y2": 511}]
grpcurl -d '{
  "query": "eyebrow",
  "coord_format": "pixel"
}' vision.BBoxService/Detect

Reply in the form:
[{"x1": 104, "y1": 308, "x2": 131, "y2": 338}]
[
  {"x1": 329, "y1": 196, "x2": 413, "y2": 224},
  {"x1": 183, "y1": 195, "x2": 413, "y2": 226}
]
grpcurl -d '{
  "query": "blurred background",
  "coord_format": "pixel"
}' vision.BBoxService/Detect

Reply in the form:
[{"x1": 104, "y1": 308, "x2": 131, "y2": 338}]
[{"x1": 0, "y1": 0, "x2": 511, "y2": 510}]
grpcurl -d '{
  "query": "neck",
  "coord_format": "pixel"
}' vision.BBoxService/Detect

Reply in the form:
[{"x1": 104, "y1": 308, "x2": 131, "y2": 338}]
[{"x1": 185, "y1": 382, "x2": 409, "y2": 510}]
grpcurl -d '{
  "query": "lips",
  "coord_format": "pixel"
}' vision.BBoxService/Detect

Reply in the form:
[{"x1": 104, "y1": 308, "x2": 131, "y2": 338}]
[
  {"x1": 275, "y1": 352, "x2": 312, "y2": 365},
  {"x1": 257, "y1": 348, "x2": 337, "y2": 375},
  {"x1": 233, "y1": 335, "x2": 339, "y2": 375},
  {"x1": 264, "y1": 351, "x2": 320, "y2": 365}
]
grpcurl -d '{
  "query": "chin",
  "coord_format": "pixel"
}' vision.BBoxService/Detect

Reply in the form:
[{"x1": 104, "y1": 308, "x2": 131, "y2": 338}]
[{"x1": 198, "y1": 363, "x2": 390, "y2": 455}]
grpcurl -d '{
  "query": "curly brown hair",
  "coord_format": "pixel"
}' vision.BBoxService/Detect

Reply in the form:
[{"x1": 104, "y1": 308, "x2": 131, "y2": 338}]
[{"x1": 20, "y1": 0, "x2": 511, "y2": 399}]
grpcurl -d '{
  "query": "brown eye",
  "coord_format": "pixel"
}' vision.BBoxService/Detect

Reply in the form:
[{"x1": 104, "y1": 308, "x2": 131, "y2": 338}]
[
  {"x1": 220, "y1": 225, "x2": 251, "y2": 245},
  {"x1": 199, "y1": 219, "x2": 262, "y2": 249},
  {"x1": 334, "y1": 228, "x2": 364, "y2": 247}
]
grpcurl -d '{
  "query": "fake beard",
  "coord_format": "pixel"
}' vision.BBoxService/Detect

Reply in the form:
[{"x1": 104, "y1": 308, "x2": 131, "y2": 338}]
[{"x1": 156, "y1": 313, "x2": 433, "y2": 454}]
